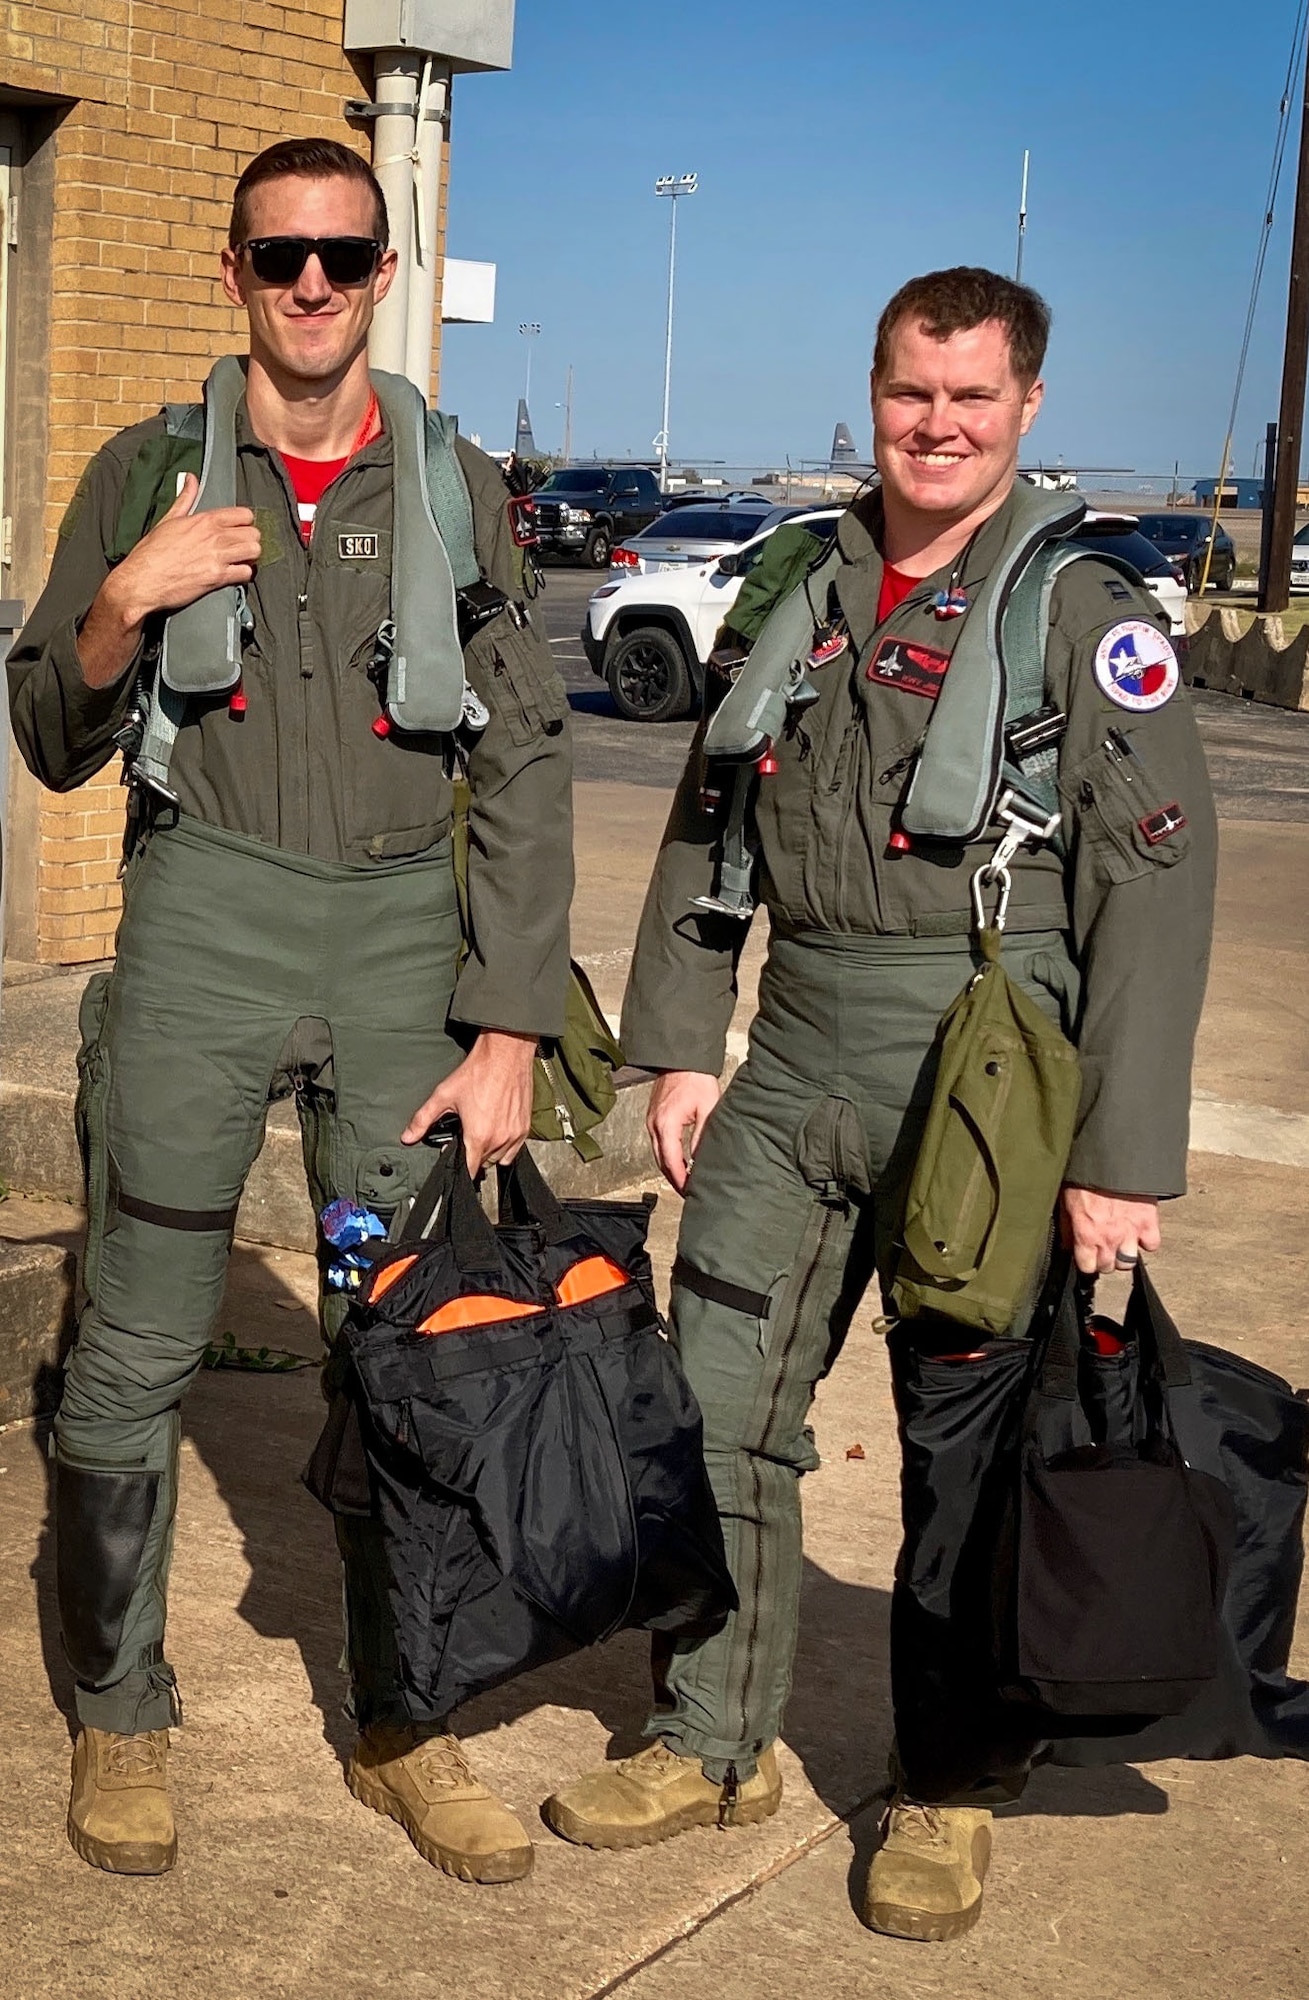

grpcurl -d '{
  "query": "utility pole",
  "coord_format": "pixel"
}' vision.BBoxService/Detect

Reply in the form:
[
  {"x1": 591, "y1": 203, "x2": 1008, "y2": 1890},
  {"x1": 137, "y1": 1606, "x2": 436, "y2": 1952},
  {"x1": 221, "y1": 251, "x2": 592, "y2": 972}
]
[
  {"x1": 1259, "y1": 420, "x2": 1279, "y2": 607},
  {"x1": 562, "y1": 364, "x2": 573, "y2": 462},
  {"x1": 1262, "y1": 46, "x2": 1309, "y2": 613},
  {"x1": 1015, "y1": 150, "x2": 1030, "y2": 285},
  {"x1": 654, "y1": 173, "x2": 697, "y2": 491}
]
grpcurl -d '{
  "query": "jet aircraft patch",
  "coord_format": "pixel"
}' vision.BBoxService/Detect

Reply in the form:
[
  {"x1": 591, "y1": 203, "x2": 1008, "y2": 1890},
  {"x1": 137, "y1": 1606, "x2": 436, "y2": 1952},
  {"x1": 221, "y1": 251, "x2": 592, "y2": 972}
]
[
  {"x1": 867, "y1": 636, "x2": 950, "y2": 701},
  {"x1": 1092, "y1": 621, "x2": 1179, "y2": 712}
]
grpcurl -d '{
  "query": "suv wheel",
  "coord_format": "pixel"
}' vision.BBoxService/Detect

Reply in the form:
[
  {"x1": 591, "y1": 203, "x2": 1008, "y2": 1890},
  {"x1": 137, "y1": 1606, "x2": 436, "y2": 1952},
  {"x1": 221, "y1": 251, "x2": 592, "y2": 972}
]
[
  {"x1": 606, "y1": 627, "x2": 693, "y2": 723},
  {"x1": 583, "y1": 525, "x2": 613, "y2": 568}
]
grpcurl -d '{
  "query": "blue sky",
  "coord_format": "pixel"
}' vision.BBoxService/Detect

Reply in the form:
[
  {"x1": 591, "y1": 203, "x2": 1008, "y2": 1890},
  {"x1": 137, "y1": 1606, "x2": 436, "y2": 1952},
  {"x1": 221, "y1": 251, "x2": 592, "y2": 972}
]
[{"x1": 439, "y1": 1, "x2": 1305, "y2": 481}]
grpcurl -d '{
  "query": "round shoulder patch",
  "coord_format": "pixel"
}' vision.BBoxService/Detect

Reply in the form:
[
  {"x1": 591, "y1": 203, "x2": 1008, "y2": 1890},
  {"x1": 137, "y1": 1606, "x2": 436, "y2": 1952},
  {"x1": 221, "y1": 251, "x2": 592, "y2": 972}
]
[{"x1": 1092, "y1": 620, "x2": 1179, "y2": 712}]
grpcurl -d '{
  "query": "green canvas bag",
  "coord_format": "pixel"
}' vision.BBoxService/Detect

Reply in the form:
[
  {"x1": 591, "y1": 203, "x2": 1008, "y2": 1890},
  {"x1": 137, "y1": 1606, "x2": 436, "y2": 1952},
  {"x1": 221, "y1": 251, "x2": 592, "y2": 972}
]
[{"x1": 891, "y1": 921, "x2": 1081, "y2": 1337}]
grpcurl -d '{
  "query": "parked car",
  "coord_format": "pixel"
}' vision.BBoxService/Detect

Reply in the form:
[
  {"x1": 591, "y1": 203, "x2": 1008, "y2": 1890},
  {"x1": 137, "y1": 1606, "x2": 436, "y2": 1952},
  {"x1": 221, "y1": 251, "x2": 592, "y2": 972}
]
[
  {"x1": 583, "y1": 508, "x2": 842, "y2": 721},
  {"x1": 609, "y1": 502, "x2": 800, "y2": 577},
  {"x1": 1290, "y1": 522, "x2": 1309, "y2": 593},
  {"x1": 530, "y1": 466, "x2": 664, "y2": 567},
  {"x1": 1135, "y1": 512, "x2": 1236, "y2": 593},
  {"x1": 1072, "y1": 513, "x2": 1188, "y2": 637},
  {"x1": 584, "y1": 505, "x2": 1186, "y2": 725},
  {"x1": 659, "y1": 487, "x2": 775, "y2": 511}
]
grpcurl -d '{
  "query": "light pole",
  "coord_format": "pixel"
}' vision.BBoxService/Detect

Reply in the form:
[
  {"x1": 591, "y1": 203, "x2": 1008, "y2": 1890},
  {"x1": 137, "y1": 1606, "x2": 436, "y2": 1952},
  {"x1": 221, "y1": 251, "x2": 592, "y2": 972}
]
[
  {"x1": 1014, "y1": 150, "x2": 1030, "y2": 284},
  {"x1": 518, "y1": 321, "x2": 540, "y2": 405},
  {"x1": 654, "y1": 173, "x2": 697, "y2": 491}
]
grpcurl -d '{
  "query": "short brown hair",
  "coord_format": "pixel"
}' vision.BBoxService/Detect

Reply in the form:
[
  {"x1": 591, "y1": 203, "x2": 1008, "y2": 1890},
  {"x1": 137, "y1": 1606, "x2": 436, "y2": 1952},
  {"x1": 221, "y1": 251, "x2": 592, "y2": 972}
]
[
  {"x1": 230, "y1": 138, "x2": 388, "y2": 249},
  {"x1": 874, "y1": 267, "x2": 1051, "y2": 386}
]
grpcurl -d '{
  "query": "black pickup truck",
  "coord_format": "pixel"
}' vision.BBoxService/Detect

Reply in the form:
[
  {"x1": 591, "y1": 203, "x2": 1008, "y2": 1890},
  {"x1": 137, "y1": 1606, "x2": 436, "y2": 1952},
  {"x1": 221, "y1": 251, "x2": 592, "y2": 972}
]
[{"x1": 531, "y1": 466, "x2": 664, "y2": 567}]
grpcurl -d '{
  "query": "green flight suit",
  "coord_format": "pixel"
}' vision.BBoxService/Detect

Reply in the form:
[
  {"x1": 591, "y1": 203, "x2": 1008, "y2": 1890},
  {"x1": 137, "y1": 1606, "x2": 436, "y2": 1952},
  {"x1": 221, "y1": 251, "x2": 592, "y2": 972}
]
[
  {"x1": 8, "y1": 390, "x2": 573, "y2": 1736},
  {"x1": 621, "y1": 484, "x2": 1217, "y2": 1785}
]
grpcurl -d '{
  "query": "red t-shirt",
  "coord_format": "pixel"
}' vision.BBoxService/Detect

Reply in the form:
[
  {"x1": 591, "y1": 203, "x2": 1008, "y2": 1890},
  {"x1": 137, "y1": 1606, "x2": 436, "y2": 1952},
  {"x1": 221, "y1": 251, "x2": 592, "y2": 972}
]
[
  {"x1": 877, "y1": 561, "x2": 920, "y2": 624},
  {"x1": 281, "y1": 452, "x2": 349, "y2": 545}
]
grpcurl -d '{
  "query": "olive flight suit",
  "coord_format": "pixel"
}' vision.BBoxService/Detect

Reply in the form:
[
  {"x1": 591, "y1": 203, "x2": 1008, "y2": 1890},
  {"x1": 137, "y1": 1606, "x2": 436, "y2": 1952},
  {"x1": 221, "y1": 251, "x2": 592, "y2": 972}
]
[
  {"x1": 620, "y1": 483, "x2": 1217, "y2": 1785},
  {"x1": 8, "y1": 394, "x2": 573, "y2": 1736}
]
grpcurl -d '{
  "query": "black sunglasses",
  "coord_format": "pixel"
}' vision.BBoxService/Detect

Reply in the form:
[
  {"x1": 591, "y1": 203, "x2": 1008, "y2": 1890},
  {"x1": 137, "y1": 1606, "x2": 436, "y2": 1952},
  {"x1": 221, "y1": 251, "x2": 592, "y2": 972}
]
[{"x1": 239, "y1": 236, "x2": 382, "y2": 287}]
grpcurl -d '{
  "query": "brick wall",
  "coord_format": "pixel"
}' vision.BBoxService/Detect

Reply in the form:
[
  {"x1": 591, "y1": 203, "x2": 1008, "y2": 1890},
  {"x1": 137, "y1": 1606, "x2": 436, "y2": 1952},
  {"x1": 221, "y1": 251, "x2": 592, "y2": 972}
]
[{"x1": 2, "y1": 0, "x2": 448, "y2": 962}]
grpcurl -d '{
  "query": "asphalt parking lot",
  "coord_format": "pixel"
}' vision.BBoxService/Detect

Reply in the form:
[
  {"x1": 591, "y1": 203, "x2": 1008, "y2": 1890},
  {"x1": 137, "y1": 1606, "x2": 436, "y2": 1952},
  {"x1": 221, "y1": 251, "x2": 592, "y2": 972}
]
[{"x1": 536, "y1": 559, "x2": 1309, "y2": 818}]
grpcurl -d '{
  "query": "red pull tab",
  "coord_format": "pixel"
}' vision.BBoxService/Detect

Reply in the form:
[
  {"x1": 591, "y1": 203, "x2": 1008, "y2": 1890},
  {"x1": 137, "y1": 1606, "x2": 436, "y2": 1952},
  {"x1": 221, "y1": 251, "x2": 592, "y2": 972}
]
[
  {"x1": 371, "y1": 714, "x2": 392, "y2": 739},
  {"x1": 757, "y1": 753, "x2": 779, "y2": 777},
  {"x1": 228, "y1": 684, "x2": 247, "y2": 718},
  {"x1": 888, "y1": 829, "x2": 912, "y2": 853}
]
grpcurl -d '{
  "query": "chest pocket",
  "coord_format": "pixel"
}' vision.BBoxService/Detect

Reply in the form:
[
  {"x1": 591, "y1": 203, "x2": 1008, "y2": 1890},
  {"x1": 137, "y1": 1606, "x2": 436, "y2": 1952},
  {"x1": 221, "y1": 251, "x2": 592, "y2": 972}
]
[
  {"x1": 471, "y1": 615, "x2": 567, "y2": 748},
  {"x1": 1061, "y1": 734, "x2": 1192, "y2": 886}
]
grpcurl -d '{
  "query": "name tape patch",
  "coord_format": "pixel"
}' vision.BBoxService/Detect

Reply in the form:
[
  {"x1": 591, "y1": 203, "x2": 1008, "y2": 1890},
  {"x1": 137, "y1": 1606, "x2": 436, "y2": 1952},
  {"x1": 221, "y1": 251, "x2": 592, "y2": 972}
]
[
  {"x1": 1139, "y1": 802, "x2": 1188, "y2": 846},
  {"x1": 1093, "y1": 620, "x2": 1179, "y2": 712},
  {"x1": 867, "y1": 635, "x2": 950, "y2": 701},
  {"x1": 338, "y1": 531, "x2": 380, "y2": 561}
]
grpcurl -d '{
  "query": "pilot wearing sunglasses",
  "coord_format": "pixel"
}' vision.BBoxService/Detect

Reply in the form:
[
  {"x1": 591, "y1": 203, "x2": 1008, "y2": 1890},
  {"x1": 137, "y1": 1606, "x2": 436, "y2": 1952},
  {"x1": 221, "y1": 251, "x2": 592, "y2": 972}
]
[{"x1": 8, "y1": 137, "x2": 573, "y2": 1886}]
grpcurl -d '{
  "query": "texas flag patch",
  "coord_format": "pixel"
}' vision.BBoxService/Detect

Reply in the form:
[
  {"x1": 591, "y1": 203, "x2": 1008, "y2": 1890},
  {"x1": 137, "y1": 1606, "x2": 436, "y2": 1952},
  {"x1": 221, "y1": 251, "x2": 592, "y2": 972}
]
[
  {"x1": 1093, "y1": 621, "x2": 1179, "y2": 712},
  {"x1": 867, "y1": 635, "x2": 951, "y2": 701}
]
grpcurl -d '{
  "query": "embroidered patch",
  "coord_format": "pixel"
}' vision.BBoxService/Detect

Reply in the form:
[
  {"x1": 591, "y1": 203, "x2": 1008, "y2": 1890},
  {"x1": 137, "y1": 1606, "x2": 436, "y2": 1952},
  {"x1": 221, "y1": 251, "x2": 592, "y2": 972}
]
[
  {"x1": 1093, "y1": 620, "x2": 1179, "y2": 711},
  {"x1": 338, "y1": 531, "x2": 380, "y2": 560},
  {"x1": 867, "y1": 635, "x2": 950, "y2": 701},
  {"x1": 1138, "y1": 802, "x2": 1188, "y2": 845}
]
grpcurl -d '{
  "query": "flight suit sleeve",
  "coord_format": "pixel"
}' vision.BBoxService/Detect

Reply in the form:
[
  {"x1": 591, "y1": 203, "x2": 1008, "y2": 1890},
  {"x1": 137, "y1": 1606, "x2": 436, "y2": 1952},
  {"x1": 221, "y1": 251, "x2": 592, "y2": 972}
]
[
  {"x1": 451, "y1": 436, "x2": 573, "y2": 1041},
  {"x1": 6, "y1": 442, "x2": 144, "y2": 791},
  {"x1": 620, "y1": 721, "x2": 756, "y2": 1074},
  {"x1": 1047, "y1": 563, "x2": 1217, "y2": 1198}
]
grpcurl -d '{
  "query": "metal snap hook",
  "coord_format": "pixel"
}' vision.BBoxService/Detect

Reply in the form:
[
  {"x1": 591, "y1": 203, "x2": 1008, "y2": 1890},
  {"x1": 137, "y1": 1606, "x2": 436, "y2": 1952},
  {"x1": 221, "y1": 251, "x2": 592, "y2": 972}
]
[{"x1": 971, "y1": 863, "x2": 1012, "y2": 934}]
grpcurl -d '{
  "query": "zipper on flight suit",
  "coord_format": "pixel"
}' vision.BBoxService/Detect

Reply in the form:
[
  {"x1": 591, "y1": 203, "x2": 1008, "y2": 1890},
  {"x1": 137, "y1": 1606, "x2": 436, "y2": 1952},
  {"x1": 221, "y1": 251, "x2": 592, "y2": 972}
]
[{"x1": 736, "y1": 1199, "x2": 841, "y2": 1749}]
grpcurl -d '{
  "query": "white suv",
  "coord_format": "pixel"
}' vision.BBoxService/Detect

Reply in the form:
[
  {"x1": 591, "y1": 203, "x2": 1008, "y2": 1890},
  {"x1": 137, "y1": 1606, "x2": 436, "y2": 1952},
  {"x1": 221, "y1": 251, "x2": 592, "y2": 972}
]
[{"x1": 582, "y1": 508, "x2": 843, "y2": 722}]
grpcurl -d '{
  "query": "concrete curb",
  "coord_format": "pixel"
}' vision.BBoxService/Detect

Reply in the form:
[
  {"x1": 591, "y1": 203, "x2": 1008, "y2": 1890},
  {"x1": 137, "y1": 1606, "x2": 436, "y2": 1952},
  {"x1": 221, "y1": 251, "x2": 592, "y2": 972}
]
[
  {"x1": 0, "y1": 1237, "x2": 75, "y2": 1423},
  {"x1": 0, "y1": 1072, "x2": 660, "y2": 1255}
]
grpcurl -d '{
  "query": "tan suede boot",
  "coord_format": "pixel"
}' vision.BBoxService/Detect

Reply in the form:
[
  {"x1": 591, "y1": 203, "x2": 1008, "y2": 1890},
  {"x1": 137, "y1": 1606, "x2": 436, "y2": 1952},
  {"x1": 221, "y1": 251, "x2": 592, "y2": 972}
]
[
  {"x1": 861, "y1": 1800, "x2": 993, "y2": 1942},
  {"x1": 347, "y1": 1726, "x2": 533, "y2": 1883},
  {"x1": 67, "y1": 1727, "x2": 177, "y2": 1875},
  {"x1": 542, "y1": 1739, "x2": 782, "y2": 1850}
]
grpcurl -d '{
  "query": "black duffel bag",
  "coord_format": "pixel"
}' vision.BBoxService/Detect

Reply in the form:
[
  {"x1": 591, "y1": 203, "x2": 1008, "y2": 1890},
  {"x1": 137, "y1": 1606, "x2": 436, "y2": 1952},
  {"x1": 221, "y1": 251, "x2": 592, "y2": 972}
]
[
  {"x1": 996, "y1": 1262, "x2": 1235, "y2": 1718},
  {"x1": 889, "y1": 1261, "x2": 1254, "y2": 1803},
  {"x1": 306, "y1": 1134, "x2": 735, "y2": 1722}
]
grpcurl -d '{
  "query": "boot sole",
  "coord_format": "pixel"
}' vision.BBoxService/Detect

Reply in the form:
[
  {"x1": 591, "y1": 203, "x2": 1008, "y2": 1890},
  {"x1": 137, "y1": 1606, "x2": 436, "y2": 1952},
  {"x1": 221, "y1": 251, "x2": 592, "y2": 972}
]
[
  {"x1": 67, "y1": 1813, "x2": 177, "y2": 1876},
  {"x1": 346, "y1": 1765, "x2": 534, "y2": 1884},
  {"x1": 541, "y1": 1783, "x2": 782, "y2": 1851}
]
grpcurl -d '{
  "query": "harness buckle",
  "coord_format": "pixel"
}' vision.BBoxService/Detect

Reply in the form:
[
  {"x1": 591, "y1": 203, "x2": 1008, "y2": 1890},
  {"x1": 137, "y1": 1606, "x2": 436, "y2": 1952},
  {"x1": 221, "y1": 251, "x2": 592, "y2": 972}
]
[{"x1": 987, "y1": 788, "x2": 1061, "y2": 877}]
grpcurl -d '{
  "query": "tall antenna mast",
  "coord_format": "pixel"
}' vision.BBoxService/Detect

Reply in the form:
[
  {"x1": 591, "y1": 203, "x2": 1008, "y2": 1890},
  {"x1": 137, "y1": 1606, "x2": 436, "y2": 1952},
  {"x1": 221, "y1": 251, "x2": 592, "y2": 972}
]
[{"x1": 1015, "y1": 150, "x2": 1030, "y2": 283}]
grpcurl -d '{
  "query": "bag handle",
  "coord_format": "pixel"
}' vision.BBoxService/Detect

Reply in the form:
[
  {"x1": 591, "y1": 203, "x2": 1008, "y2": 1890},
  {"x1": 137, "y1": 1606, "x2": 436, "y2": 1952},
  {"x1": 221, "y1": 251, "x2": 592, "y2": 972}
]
[
  {"x1": 397, "y1": 1115, "x2": 501, "y2": 1271},
  {"x1": 1035, "y1": 1255, "x2": 1192, "y2": 1406},
  {"x1": 494, "y1": 1147, "x2": 576, "y2": 1243}
]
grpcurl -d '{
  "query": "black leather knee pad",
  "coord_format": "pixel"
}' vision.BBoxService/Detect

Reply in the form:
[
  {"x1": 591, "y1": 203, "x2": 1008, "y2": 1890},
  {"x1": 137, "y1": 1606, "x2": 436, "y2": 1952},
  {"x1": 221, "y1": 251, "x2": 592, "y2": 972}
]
[{"x1": 55, "y1": 1461, "x2": 160, "y2": 1686}]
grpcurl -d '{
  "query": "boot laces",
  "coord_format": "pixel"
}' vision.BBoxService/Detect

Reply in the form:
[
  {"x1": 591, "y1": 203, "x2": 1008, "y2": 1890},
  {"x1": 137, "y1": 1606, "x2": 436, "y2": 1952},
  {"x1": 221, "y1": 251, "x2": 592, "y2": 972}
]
[
  {"x1": 413, "y1": 1735, "x2": 475, "y2": 1793},
  {"x1": 889, "y1": 1801, "x2": 946, "y2": 1848},
  {"x1": 618, "y1": 1739, "x2": 684, "y2": 1779},
  {"x1": 104, "y1": 1733, "x2": 165, "y2": 1781}
]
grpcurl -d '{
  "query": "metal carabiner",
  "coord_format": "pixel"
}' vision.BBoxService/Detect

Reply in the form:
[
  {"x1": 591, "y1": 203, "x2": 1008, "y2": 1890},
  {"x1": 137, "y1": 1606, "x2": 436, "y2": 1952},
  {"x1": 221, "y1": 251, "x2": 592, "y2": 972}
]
[{"x1": 971, "y1": 862, "x2": 1012, "y2": 934}]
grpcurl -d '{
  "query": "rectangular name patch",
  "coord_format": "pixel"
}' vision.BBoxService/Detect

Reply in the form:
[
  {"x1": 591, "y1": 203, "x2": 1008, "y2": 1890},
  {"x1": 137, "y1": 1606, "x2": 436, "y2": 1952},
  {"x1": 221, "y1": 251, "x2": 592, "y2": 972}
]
[
  {"x1": 1138, "y1": 802, "x2": 1188, "y2": 845},
  {"x1": 338, "y1": 532, "x2": 380, "y2": 560},
  {"x1": 867, "y1": 636, "x2": 950, "y2": 701}
]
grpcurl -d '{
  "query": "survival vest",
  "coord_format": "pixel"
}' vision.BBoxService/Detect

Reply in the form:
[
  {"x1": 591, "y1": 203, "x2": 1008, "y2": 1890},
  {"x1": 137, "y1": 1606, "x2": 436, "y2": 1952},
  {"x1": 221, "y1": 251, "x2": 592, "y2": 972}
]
[
  {"x1": 117, "y1": 354, "x2": 483, "y2": 801},
  {"x1": 695, "y1": 485, "x2": 1145, "y2": 917}
]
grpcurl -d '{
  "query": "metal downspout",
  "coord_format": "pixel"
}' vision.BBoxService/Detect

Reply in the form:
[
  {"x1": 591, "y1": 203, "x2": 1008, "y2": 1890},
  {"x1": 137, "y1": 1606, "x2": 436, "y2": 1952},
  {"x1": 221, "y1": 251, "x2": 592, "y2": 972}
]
[
  {"x1": 368, "y1": 51, "x2": 420, "y2": 376},
  {"x1": 403, "y1": 58, "x2": 450, "y2": 394}
]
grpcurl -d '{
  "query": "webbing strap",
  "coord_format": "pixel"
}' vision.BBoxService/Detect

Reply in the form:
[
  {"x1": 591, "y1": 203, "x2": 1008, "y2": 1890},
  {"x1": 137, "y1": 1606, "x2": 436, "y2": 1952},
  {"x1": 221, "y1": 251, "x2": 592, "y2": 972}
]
[
  {"x1": 424, "y1": 408, "x2": 479, "y2": 590},
  {"x1": 158, "y1": 355, "x2": 246, "y2": 698},
  {"x1": 672, "y1": 1254, "x2": 771, "y2": 1321},
  {"x1": 117, "y1": 1189, "x2": 240, "y2": 1233}
]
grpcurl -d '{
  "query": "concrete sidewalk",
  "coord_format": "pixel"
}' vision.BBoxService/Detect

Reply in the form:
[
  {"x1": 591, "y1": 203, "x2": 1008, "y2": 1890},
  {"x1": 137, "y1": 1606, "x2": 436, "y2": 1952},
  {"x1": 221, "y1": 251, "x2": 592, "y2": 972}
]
[{"x1": 0, "y1": 787, "x2": 1305, "y2": 1998}]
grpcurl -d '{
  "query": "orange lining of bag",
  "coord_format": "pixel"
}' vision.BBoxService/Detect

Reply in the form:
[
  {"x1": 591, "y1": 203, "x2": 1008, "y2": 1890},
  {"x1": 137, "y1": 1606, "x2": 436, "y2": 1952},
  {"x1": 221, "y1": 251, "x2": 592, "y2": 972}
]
[
  {"x1": 368, "y1": 1253, "x2": 419, "y2": 1303},
  {"x1": 555, "y1": 1254, "x2": 630, "y2": 1308},
  {"x1": 417, "y1": 1294, "x2": 547, "y2": 1336}
]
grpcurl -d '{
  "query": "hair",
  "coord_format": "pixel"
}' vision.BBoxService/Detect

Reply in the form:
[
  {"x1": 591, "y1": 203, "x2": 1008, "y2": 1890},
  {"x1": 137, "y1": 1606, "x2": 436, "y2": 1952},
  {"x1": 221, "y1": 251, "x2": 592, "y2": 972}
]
[
  {"x1": 873, "y1": 267, "x2": 1051, "y2": 386},
  {"x1": 229, "y1": 138, "x2": 388, "y2": 249}
]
